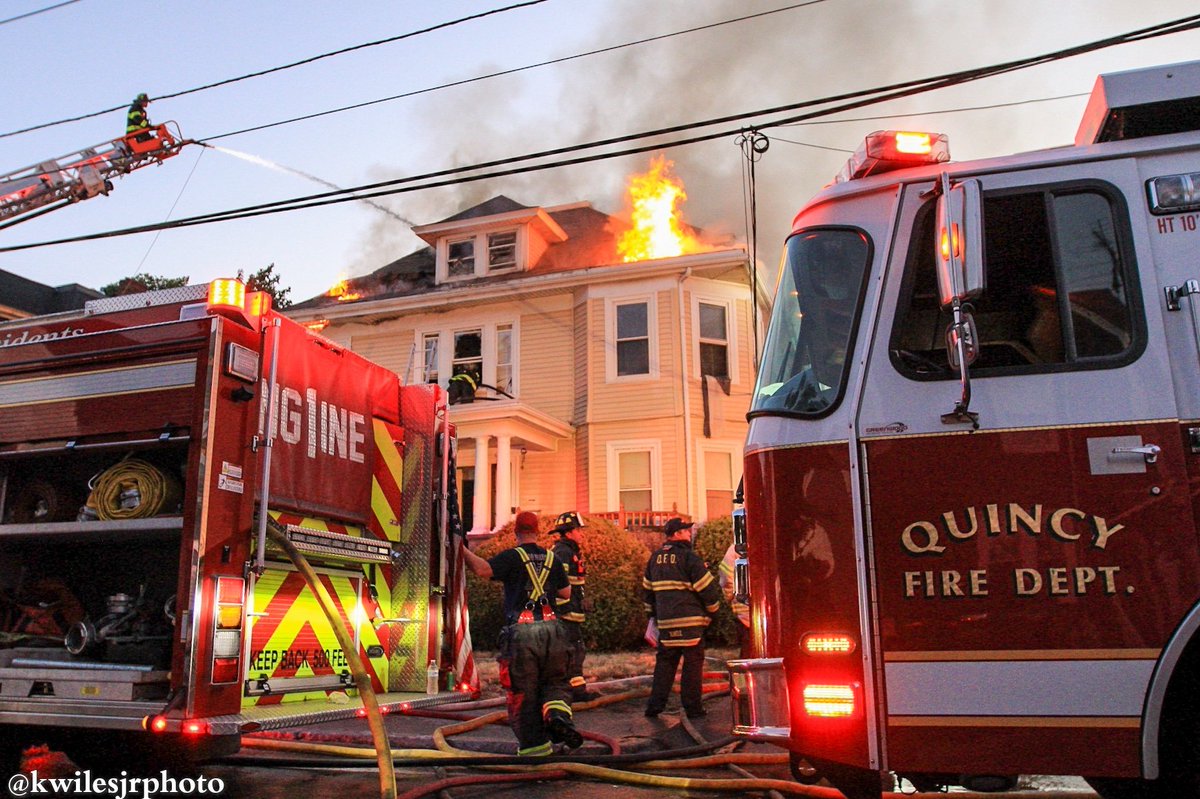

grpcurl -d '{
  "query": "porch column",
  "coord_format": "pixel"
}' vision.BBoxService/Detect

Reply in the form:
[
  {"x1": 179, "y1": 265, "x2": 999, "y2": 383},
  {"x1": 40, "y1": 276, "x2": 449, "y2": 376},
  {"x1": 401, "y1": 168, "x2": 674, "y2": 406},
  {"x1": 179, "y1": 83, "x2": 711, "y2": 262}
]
[
  {"x1": 472, "y1": 435, "x2": 491, "y2": 534},
  {"x1": 494, "y1": 435, "x2": 512, "y2": 529}
]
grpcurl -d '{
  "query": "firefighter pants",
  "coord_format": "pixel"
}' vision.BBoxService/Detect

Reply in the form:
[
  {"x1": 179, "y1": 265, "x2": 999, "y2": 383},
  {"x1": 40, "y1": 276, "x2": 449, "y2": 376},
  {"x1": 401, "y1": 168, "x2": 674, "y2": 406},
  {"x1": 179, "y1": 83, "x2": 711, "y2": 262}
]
[
  {"x1": 560, "y1": 619, "x2": 588, "y2": 695},
  {"x1": 497, "y1": 620, "x2": 573, "y2": 754},
  {"x1": 646, "y1": 641, "x2": 705, "y2": 717}
]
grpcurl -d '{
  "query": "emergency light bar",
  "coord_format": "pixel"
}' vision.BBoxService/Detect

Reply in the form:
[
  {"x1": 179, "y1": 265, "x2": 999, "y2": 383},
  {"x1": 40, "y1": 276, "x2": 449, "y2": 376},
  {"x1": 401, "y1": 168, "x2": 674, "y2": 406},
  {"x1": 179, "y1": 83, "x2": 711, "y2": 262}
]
[
  {"x1": 836, "y1": 130, "x2": 950, "y2": 183},
  {"x1": 1148, "y1": 171, "x2": 1200, "y2": 213}
]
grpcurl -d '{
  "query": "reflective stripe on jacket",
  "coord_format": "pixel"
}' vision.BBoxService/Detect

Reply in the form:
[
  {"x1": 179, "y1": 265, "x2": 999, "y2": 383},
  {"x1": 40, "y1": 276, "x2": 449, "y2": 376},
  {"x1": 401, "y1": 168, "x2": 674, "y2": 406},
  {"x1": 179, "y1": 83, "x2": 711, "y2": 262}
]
[{"x1": 642, "y1": 539, "x2": 721, "y2": 647}]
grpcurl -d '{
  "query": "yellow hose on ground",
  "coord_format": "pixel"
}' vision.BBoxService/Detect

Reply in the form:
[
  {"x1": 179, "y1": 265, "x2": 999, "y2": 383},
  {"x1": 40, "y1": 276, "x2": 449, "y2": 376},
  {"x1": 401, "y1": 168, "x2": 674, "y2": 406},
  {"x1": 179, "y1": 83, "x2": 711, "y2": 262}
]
[{"x1": 265, "y1": 522, "x2": 397, "y2": 799}]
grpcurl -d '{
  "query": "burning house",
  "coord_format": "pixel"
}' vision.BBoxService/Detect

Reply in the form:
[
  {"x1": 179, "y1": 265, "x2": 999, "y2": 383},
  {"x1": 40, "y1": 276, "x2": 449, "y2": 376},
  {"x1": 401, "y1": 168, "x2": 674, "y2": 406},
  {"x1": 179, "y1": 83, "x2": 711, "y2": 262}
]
[{"x1": 288, "y1": 158, "x2": 767, "y2": 532}]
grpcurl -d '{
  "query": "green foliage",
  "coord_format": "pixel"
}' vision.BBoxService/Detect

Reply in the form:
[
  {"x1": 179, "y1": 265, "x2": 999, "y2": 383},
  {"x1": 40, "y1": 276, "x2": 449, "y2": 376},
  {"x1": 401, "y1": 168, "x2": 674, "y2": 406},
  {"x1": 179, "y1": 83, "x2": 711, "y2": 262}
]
[
  {"x1": 466, "y1": 514, "x2": 650, "y2": 651},
  {"x1": 693, "y1": 515, "x2": 737, "y2": 647},
  {"x1": 100, "y1": 273, "x2": 189, "y2": 297},
  {"x1": 246, "y1": 263, "x2": 292, "y2": 309}
]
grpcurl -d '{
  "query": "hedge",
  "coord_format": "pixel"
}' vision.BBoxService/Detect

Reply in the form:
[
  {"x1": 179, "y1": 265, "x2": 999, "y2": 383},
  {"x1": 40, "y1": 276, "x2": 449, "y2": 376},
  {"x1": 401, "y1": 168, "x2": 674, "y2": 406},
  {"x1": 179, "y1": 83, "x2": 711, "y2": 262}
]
[
  {"x1": 465, "y1": 514, "x2": 650, "y2": 651},
  {"x1": 465, "y1": 514, "x2": 739, "y2": 650}
]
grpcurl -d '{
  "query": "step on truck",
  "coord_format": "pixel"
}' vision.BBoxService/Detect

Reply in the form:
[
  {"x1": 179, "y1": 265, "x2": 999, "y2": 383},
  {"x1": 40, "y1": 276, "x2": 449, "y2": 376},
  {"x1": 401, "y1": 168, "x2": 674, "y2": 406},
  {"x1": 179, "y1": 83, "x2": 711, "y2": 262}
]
[
  {"x1": 0, "y1": 278, "x2": 469, "y2": 773},
  {"x1": 729, "y1": 60, "x2": 1200, "y2": 798}
]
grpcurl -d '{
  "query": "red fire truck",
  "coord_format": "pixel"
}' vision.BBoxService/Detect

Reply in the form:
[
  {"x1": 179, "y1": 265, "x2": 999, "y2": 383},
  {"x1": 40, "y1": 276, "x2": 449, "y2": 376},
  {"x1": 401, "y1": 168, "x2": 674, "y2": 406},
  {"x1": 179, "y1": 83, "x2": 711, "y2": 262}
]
[
  {"x1": 0, "y1": 279, "x2": 469, "y2": 772},
  {"x1": 729, "y1": 60, "x2": 1200, "y2": 798}
]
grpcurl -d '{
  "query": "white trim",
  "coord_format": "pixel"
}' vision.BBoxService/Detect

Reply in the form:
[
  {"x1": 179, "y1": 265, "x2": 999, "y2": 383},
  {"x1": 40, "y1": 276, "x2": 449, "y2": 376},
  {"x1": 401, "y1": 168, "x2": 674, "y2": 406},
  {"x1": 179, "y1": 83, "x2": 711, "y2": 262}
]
[
  {"x1": 691, "y1": 294, "x2": 738, "y2": 384},
  {"x1": 412, "y1": 319, "x2": 520, "y2": 399},
  {"x1": 605, "y1": 294, "x2": 659, "y2": 383},
  {"x1": 884, "y1": 659, "x2": 1155, "y2": 717},
  {"x1": 605, "y1": 439, "x2": 663, "y2": 513},
  {"x1": 435, "y1": 226, "x2": 526, "y2": 284},
  {"x1": 695, "y1": 440, "x2": 742, "y2": 523}
]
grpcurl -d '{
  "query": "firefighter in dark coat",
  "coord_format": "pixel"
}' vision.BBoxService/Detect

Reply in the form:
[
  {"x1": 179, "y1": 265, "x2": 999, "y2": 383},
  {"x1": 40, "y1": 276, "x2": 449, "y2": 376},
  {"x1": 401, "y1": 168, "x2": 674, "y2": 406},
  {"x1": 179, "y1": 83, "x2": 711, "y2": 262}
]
[
  {"x1": 550, "y1": 511, "x2": 600, "y2": 703},
  {"x1": 126, "y1": 93, "x2": 152, "y2": 142},
  {"x1": 642, "y1": 517, "x2": 722, "y2": 719},
  {"x1": 460, "y1": 511, "x2": 583, "y2": 755}
]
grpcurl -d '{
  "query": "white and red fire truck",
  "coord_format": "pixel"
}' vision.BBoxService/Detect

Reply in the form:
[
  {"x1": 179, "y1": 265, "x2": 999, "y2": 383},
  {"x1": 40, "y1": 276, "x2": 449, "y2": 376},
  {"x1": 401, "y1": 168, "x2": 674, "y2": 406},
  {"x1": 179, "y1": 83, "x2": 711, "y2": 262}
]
[
  {"x1": 730, "y1": 60, "x2": 1200, "y2": 798},
  {"x1": 0, "y1": 279, "x2": 470, "y2": 771}
]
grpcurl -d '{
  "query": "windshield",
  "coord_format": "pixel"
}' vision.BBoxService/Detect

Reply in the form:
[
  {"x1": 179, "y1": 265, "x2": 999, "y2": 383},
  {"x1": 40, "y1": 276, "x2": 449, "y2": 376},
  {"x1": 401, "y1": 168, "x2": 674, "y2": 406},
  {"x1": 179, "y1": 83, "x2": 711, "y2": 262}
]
[{"x1": 752, "y1": 228, "x2": 871, "y2": 416}]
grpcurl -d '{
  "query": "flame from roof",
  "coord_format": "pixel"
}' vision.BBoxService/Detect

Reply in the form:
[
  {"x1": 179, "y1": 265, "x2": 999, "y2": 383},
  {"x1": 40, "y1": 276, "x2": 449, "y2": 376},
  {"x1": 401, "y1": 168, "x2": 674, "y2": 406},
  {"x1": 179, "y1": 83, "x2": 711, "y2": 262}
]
[
  {"x1": 328, "y1": 279, "x2": 361, "y2": 302},
  {"x1": 617, "y1": 155, "x2": 706, "y2": 262}
]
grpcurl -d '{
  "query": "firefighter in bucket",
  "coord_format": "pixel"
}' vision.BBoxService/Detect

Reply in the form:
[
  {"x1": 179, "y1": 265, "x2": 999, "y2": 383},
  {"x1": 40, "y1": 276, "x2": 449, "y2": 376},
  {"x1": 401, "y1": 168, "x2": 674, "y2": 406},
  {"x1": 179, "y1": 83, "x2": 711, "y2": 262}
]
[{"x1": 460, "y1": 511, "x2": 583, "y2": 754}]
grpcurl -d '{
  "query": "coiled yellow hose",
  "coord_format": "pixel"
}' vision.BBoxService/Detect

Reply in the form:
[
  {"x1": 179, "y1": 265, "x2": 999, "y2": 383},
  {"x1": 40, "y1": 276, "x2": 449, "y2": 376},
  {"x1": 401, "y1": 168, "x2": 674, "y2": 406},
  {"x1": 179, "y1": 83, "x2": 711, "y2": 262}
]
[{"x1": 87, "y1": 458, "x2": 181, "y2": 520}]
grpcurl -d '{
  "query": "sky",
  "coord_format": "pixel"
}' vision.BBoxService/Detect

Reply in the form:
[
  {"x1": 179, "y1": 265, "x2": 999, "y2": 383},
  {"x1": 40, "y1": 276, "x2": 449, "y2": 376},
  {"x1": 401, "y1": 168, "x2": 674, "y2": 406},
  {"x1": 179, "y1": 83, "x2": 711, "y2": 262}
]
[{"x1": 2, "y1": 0, "x2": 1199, "y2": 305}]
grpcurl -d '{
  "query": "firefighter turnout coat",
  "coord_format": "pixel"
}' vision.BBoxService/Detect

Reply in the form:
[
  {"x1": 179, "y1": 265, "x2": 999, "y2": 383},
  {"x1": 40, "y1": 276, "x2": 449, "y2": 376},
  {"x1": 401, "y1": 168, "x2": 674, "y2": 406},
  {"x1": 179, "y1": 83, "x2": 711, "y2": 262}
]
[{"x1": 642, "y1": 539, "x2": 722, "y2": 647}]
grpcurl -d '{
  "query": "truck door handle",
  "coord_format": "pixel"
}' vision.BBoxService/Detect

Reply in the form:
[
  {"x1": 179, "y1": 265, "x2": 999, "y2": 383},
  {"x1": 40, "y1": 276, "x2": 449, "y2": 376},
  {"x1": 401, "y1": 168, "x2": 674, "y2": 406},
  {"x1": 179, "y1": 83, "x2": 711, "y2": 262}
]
[{"x1": 1111, "y1": 444, "x2": 1161, "y2": 464}]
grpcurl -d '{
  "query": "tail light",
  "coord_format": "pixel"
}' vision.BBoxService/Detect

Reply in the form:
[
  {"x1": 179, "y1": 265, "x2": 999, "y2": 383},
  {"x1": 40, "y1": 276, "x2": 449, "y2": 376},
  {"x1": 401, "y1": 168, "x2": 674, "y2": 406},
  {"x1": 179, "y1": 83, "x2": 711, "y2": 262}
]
[
  {"x1": 802, "y1": 683, "x2": 858, "y2": 718},
  {"x1": 211, "y1": 576, "x2": 245, "y2": 685},
  {"x1": 801, "y1": 632, "x2": 856, "y2": 655}
]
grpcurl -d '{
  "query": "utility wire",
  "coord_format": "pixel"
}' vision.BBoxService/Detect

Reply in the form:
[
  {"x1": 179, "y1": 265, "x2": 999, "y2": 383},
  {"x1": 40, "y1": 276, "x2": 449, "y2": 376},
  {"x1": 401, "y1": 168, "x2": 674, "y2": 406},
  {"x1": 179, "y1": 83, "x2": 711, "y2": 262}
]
[
  {"x1": 0, "y1": 0, "x2": 549, "y2": 140},
  {"x1": 0, "y1": 0, "x2": 81, "y2": 26},
  {"x1": 780, "y1": 91, "x2": 1090, "y2": 127},
  {"x1": 4, "y1": 13, "x2": 1199, "y2": 253},
  {"x1": 200, "y1": 0, "x2": 830, "y2": 142}
]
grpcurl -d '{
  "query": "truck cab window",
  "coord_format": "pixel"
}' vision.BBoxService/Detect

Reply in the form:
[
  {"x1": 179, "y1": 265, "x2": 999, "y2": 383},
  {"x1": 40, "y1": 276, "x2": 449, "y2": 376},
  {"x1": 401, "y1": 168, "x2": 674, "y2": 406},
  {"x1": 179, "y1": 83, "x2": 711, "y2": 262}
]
[
  {"x1": 751, "y1": 228, "x2": 871, "y2": 416},
  {"x1": 890, "y1": 183, "x2": 1141, "y2": 378}
]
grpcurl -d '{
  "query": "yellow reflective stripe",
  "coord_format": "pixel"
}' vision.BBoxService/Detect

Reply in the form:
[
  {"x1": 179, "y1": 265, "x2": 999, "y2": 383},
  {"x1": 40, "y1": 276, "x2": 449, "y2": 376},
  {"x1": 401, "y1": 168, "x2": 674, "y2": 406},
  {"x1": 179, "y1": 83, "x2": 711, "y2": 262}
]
[
  {"x1": 693, "y1": 572, "x2": 715, "y2": 592},
  {"x1": 705, "y1": 602, "x2": 720, "y2": 613},
  {"x1": 518, "y1": 742, "x2": 553, "y2": 756},
  {"x1": 517, "y1": 548, "x2": 556, "y2": 599},
  {"x1": 561, "y1": 612, "x2": 585, "y2": 622},
  {"x1": 570, "y1": 676, "x2": 586, "y2": 687},
  {"x1": 568, "y1": 577, "x2": 585, "y2": 585},
  {"x1": 645, "y1": 580, "x2": 692, "y2": 591},
  {"x1": 718, "y1": 560, "x2": 733, "y2": 576},
  {"x1": 542, "y1": 699, "x2": 573, "y2": 718},
  {"x1": 658, "y1": 616, "x2": 711, "y2": 629},
  {"x1": 662, "y1": 637, "x2": 702, "y2": 647}
]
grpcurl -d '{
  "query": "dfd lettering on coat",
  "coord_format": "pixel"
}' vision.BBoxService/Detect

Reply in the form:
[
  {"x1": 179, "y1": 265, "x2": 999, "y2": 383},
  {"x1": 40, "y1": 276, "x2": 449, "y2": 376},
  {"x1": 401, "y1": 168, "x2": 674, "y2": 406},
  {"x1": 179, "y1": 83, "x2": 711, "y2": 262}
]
[{"x1": 900, "y1": 503, "x2": 1124, "y2": 556}]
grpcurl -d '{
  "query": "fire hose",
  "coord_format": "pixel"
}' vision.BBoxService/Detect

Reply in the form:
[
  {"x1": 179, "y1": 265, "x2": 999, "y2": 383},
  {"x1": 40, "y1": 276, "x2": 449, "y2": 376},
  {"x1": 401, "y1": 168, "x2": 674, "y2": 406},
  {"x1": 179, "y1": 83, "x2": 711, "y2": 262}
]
[
  {"x1": 264, "y1": 521, "x2": 396, "y2": 799},
  {"x1": 85, "y1": 458, "x2": 181, "y2": 520}
]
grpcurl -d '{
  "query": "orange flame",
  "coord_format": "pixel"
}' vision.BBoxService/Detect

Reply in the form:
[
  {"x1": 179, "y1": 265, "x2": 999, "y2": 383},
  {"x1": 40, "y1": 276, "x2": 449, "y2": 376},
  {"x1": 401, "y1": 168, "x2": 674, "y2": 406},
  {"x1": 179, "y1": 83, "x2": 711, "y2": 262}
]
[
  {"x1": 328, "y1": 279, "x2": 361, "y2": 302},
  {"x1": 617, "y1": 155, "x2": 705, "y2": 262}
]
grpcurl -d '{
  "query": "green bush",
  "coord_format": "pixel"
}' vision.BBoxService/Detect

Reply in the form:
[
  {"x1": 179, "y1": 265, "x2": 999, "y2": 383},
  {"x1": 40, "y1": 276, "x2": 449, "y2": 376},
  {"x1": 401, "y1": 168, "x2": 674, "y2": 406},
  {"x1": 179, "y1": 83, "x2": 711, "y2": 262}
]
[
  {"x1": 465, "y1": 514, "x2": 650, "y2": 651},
  {"x1": 692, "y1": 516, "x2": 736, "y2": 647}
]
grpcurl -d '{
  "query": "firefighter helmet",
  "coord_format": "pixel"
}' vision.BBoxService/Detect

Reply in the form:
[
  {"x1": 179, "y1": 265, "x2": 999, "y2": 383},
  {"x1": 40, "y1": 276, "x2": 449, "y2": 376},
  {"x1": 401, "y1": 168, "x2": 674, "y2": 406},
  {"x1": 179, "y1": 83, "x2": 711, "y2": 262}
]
[
  {"x1": 553, "y1": 511, "x2": 582, "y2": 533},
  {"x1": 135, "y1": 93, "x2": 149, "y2": 104}
]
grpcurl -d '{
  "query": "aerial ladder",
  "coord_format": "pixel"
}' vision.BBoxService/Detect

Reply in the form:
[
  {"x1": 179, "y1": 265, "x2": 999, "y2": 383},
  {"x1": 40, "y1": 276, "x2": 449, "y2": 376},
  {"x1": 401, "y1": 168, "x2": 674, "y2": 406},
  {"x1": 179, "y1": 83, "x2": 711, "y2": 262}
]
[{"x1": 0, "y1": 122, "x2": 192, "y2": 231}]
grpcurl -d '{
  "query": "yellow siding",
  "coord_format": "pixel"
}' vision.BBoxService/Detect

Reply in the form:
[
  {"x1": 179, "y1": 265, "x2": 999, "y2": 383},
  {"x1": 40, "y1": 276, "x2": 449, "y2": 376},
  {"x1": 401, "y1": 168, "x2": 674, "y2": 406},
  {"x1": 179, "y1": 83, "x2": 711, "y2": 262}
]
[
  {"x1": 587, "y1": 288, "x2": 681, "y2": 423},
  {"x1": 584, "y1": 416, "x2": 686, "y2": 514},
  {"x1": 517, "y1": 442, "x2": 578, "y2": 514},
  {"x1": 350, "y1": 329, "x2": 414, "y2": 378},
  {"x1": 517, "y1": 305, "x2": 574, "y2": 420}
]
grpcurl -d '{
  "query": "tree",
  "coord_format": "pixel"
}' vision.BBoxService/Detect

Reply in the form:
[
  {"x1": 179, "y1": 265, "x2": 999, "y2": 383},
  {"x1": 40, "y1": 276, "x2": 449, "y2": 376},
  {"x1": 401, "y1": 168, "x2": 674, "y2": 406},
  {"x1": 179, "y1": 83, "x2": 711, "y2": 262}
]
[
  {"x1": 100, "y1": 273, "x2": 189, "y2": 297},
  {"x1": 246, "y1": 263, "x2": 292, "y2": 309}
]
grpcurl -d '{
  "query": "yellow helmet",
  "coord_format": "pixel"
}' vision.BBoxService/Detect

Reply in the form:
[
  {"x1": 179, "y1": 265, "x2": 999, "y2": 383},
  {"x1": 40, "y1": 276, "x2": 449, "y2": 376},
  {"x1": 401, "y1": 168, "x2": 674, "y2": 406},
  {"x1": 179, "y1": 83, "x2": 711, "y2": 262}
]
[{"x1": 553, "y1": 511, "x2": 582, "y2": 533}]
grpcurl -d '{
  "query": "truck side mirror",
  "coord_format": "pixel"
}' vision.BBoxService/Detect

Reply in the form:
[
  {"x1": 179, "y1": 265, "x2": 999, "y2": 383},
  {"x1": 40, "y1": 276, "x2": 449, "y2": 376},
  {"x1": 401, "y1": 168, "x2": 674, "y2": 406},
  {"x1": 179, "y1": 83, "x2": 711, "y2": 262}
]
[{"x1": 934, "y1": 176, "x2": 984, "y2": 307}]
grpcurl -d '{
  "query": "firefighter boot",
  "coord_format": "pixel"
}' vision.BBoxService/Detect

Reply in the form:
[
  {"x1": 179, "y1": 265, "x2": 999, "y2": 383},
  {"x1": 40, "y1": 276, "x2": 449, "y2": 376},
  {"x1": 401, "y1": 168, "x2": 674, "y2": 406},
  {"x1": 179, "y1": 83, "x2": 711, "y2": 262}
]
[{"x1": 545, "y1": 712, "x2": 583, "y2": 750}]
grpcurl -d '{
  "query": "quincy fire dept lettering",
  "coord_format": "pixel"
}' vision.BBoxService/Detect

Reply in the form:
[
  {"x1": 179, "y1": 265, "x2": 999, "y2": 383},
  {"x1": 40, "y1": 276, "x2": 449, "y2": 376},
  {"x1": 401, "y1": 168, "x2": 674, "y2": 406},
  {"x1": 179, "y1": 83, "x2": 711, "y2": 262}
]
[
  {"x1": 259, "y1": 380, "x2": 367, "y2": 463},
  {"x1": 899, "y1": 502, "x2": 1131, "y2": 599}
]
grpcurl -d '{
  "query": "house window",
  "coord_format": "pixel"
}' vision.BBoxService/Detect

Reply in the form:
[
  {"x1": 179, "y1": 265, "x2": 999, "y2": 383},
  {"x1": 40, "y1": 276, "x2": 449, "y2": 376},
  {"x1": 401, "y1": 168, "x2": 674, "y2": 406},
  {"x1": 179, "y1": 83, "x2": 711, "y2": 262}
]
[
  {"x1": 422, "y1": 333, "x2": 439, "y2": 385},
  {"x1": 703, "y1": 450, "x2": 735, "y2": 519},
  {"x1": 488, "y1": 231, "x2": 517, "y2": 270},
  {"x1": 698, "y1": 302, "x2": 729, "y2": 379},
  {"x1": 618, "y1": 450, "x2": 653, "y2": 512},
  {"x1": 452, "y1": 329, "x2": 482, "y2": 385},
  {"x1": 615, "y1": 301, "x2": 650, "y2": 377},
  {"x1": 447, "y1": 238, "x2": 475, "y2": 278},
  {"x1": 496, "y1": 324, "x2": 513, "y2": 395}
]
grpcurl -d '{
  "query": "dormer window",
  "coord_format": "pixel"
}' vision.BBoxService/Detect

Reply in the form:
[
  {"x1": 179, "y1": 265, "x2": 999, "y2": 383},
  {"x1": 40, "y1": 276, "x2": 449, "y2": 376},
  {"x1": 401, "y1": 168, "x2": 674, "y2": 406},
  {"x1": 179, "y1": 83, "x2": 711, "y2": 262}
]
[
  {"x1": 414, "y1": 204, "x2": 569, "y2": 285},
  {"x1": 447, "y1": 238, "x2": 476, "y2": 278},
  {"x1": 488, "y1": 231, "x2": 517, "y2": 271}
]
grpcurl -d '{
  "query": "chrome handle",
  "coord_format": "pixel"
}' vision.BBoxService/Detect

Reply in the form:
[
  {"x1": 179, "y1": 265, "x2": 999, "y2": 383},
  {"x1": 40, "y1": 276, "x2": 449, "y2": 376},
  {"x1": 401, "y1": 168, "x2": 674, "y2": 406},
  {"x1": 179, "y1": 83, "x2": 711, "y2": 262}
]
[{"x1": 1112, "y1": 444, "x2": 1161, "y2": 464}]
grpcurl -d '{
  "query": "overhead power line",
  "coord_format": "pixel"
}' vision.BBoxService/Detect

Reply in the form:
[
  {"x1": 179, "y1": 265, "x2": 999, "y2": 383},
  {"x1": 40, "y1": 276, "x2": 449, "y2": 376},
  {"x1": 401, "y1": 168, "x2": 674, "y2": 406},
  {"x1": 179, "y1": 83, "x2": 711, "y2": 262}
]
[
  {"x1": 200, "y1": 0, "x2": 830, "y2": 142},
  {"x1": 3, "y1": 12, "x2": 1199, "y2": 253},
  {"x1": 0, "y1": 0, "x2": 550, "y2": 140},
  {"x1": 0, "y1": 0, "x2": 81, "y2": 27}
]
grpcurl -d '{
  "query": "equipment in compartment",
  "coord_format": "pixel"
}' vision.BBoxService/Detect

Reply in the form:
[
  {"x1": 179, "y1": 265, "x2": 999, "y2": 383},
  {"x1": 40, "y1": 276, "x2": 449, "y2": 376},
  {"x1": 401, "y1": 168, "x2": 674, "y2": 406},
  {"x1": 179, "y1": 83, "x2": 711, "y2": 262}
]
[
  {"x1": 81, "y1": 457, "x2": 183, "y2": 521},
  {"x1": 64, "y1": 585, "x2": 172, "y2": 665}
]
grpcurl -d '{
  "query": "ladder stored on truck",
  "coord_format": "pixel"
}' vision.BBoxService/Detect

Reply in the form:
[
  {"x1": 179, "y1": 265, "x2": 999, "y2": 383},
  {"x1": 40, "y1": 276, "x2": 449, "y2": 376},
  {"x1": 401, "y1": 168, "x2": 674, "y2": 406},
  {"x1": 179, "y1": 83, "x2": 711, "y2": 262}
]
[{"x1": 0, "y1": 122, "x2": 192, "y2": 230}]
